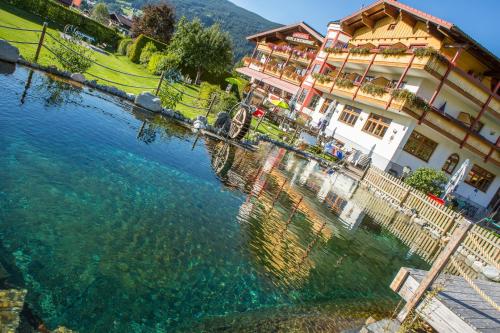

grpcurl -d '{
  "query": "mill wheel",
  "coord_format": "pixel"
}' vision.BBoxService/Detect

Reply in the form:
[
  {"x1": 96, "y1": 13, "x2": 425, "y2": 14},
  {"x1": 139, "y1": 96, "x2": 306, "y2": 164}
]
[
  {"x1": 211, "y1": 143, "x2": 235, "y2": 177},
  {"x1": 228, "y1": 107, "x2": 252, "y2": 140}
]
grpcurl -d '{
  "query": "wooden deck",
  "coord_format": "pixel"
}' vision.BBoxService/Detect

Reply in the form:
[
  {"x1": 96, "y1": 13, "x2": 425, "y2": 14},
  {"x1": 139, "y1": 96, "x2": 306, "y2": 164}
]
[{"x1": 391, "y1": 267, "x2": 500, "y2": 333}]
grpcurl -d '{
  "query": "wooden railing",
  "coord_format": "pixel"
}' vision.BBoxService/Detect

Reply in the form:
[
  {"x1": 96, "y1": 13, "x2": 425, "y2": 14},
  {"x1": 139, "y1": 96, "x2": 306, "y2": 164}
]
[{"x1": 361, "y1": 166, "x2": 500, "y2": 267}]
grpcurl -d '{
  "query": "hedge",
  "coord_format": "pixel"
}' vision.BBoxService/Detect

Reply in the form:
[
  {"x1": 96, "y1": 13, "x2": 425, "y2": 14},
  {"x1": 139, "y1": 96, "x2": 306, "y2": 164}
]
[
  {"x1": 128, "y1": 34, "x2": 168, "y2": 64},
  {"x1": 147, "y1": 53, "x2": 180, "y2": 75},
  {"x1": 117, "y1": 38, "x2": 133, "y2": 55},
  {"x1": 2, "y1": 0, "x2": 120, "y2": 47}
]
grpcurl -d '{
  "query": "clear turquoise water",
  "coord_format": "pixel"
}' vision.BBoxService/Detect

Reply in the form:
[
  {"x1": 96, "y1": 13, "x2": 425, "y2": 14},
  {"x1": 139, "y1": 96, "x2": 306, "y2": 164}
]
[{"x1": 0, "y1": 66, "x2": 428, "y2": 332}]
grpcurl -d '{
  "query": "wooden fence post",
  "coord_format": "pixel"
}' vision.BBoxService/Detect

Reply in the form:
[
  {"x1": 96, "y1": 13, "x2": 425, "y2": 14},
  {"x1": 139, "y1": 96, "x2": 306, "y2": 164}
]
[
  {"x1": 34, "y1": 22, "x2": 48, "y2": 63},
  {"x1": 204, "y1": 95, "x2": 216, "y2": 118},
  {"x1": 400, "y1": 188, "x2": 412, "y2": 207},
  {"x1": 155, "y1": 71, "x2": 166, "y2": 96},
  {"x1": 397, "y1": 218, "x2": 472, "y2": 322},
  {"x1": 360, "y1": 164, "x2": 371, "y2": 181}
]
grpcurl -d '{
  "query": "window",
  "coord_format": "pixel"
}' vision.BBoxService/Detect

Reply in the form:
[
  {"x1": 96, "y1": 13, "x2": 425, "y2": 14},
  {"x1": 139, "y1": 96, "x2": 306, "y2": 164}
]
[
  {"x1": 324, "y1": 39, "x2": 334, "y2": 49},
  {"x1": 403, "y1": 131, "x2": 438, "y2": 161},
  {"x1": 338, "y1": 105, "x2": 361, "y2": 126},
  {"x1": 297, "y1": 89, "x2": 308, "y2": 104},
  {"x1": 363, "y1": 114, "x2": 392, "y2": 138},
  {"x1": 308, "y1": 94, "x2": 321, "y2": 109},
  {"x1": 312, "y1": 64, "x2": 322, "y2": 73},
  {"x1": 387, "y1": 24, "x2": 396, "y2": 31},
  {"x1": 320, "y1": 99, "x2": 332, "y2": 114},
  {"x1": 465, "y1": 165, "x2": 495, "y2": 192},
  {"x1": 442, "y1": 154, "x2": 459, "y2": 174}
]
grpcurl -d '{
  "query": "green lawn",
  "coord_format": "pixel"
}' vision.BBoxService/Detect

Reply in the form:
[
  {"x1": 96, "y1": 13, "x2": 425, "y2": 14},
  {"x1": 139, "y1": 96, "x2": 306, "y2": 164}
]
[
  {"x1": 0, "y1": 2, "x2": 290, "y2": 141},
  {"x1": 0, "y1": 1, "x2": 159, "y2": 95}
]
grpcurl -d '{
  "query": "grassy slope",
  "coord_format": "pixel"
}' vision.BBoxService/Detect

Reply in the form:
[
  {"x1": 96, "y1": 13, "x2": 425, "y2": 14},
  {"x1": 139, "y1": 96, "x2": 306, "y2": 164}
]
[
  {"x1": 0, "y1": 2, "x2": 286, "y2": 139},
  {"x1": 0, "y1": 2, "x2": 158, "y2": 95}
]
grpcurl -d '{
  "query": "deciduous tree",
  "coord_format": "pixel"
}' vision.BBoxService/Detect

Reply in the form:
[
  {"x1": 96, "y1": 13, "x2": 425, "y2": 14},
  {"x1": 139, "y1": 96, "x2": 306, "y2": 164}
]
[
  {"x1": 91, "y1": 2, "x2": 110, "y2": 25},
  {"x1": 131, "y1": 2, "x2": 176, "y2": 44},
  {"x1": 169, "y1": 17, "x2": 233, "y2": 83}
]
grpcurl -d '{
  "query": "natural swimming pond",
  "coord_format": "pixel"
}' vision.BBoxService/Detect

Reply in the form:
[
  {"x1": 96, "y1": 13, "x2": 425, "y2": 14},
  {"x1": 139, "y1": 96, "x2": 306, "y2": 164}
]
[{"x1": 0, "y1": 65, "x2": 428, "y2": 332}]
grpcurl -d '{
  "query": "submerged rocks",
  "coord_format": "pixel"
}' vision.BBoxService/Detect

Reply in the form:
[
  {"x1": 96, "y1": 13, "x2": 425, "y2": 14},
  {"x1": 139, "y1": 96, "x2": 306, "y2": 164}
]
[
  {"x1": 135, "y1": 91, "x2": 162, "y2": 112},
  {"x1": 0, "y1": 41, "x2": 19, "y2": 63},
  {"x1": 0, "y1": 289, "x2": 27, "y2": 332}
]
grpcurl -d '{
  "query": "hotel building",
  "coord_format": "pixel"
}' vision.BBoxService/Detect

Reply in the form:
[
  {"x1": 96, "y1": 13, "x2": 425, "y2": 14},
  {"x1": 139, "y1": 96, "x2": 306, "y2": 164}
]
[
  {"x1": 236, "y1": 22, "x2": 324, "y2": 108},
  {"x1": 289, "y1": 0, "x2": 498, "y2": 212}
]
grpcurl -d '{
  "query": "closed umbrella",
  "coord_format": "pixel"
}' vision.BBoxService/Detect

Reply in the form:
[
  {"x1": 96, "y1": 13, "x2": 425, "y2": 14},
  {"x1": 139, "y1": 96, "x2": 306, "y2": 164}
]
[{"x1": 442, "y1": 159, "x2": 470, "y2": 199}]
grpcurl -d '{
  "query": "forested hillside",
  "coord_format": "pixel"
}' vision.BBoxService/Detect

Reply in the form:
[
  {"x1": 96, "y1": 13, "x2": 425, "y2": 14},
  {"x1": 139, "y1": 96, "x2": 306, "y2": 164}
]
[{"x1": 112, "y1": 0, "x2": 281, "y2": 59}]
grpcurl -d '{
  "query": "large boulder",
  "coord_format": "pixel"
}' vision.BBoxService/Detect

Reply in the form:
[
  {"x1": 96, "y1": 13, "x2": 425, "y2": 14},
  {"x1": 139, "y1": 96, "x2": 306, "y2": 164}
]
[
  {"x1": 214, "y1": 112, "x2": 231, "y2": 134},
  {"x1": 482, "y1": 265, "x2": 500, "y2": 282},
  {"x1": 135, "y1": 91, "x2": 162, "y2": 112},
  {"x1": 0, "y1": 41, "x2": 19, "y2": 63},
  {"x1": 70, "y1": 73, "x2": 86, "y2": 83}
]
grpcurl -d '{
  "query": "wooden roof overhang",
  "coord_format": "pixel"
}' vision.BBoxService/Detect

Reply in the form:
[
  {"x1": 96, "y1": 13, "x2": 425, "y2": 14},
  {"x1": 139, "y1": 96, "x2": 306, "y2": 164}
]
[
  {"x1": 339, "y1": 0, "x2": 500, "y2": 77},
  {"x1": 246, "y1": 22, "x2": 324, "y2": 46}
]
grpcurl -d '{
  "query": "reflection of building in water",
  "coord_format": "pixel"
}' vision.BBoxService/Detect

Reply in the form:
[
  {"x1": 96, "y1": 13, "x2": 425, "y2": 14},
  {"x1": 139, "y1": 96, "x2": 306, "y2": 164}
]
[{"x1": 206, "y1": 141, "x2": 438, "y2": 287}]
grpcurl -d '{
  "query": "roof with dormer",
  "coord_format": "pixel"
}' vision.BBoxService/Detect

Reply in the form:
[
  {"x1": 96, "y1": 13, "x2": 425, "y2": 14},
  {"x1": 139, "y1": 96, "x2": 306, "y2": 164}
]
[{"x1": 246, "y1": 22, "x2": 324, "y2": 44}]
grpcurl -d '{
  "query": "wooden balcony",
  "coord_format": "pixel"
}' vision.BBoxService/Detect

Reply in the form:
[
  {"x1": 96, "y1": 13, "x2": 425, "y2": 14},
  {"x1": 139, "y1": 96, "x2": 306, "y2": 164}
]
[
  {"x1": 257, "y1": 43, "x2": 312, "y2": 65},
  {"x1": 326, "y1": 49, "x2": 499, "y2": 120},
  {"x1": 312, "y1": 75, "x2": 499, "y2": 166},
  {"x1": 327, "y1": 50, "x2": 443, "y2": 70},
  {"x1": 257, "y1": 43, "x2": 272, "y2": 53},
  {"x1": 281, "y1": 72, "x2": 303, "y2": 85}
]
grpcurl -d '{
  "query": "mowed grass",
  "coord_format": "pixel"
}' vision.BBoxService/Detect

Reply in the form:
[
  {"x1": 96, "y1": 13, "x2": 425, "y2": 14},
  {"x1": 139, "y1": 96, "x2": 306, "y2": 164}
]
[
  {"x1": 0, "y1": 2, "x2": 160, "y2": 95},
  {"x1": 0, "y1": 2, "x2": 289, "y2": 139}
]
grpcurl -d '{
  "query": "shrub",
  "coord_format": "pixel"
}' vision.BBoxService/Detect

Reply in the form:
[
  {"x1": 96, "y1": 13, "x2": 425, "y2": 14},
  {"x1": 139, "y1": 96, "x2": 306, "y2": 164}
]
[
  {"x1": 360, "y1": 82, "x2": 387, "y2": 97},
  {"x1": 158, "y1": 83, "x2": 182, "y2": 109},
  {"x1": 139, "y1": 42, "x2": 157, "y2": 64},
  {"x1": 147, "y1": 53, "x2": 180, "y2": 74},
  {"x1": 213, "y1": 92, "x2": 239, "y2": 114},
  {"x1": 336, "y1": 78, "x2": 354, "y2": 89},
  {"x1": 128, "y1": 34, "x2": 168, "y2": 63},
  {"x1": 117, "y1": 38, "x2": 133, "y2": 55},
  {"x1": 391, "y1": 89, "x2": 431, "y2": 112},
  {"x1": 233, "y1": 77, "x2": 249, "y2": 100},
  {"x1": 404, "y1": 168, "x2": 448, "y2": 196},
  {"x1": 198, "y1": 82, "x2": 220, "y2": 107},
  {"x1": 49, "y1": 37, "x2": 94, "y2": 73},
  {"x1": 3, "y1": 0, "x2": 120, "y2": 47}
]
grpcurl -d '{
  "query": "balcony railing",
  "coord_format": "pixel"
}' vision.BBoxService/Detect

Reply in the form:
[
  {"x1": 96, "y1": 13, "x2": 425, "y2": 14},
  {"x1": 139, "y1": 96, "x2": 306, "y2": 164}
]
[
  {"x1": 311, "y1": 75, "x2": 499, "y2": 165},
  {"x1": 257, "y1": 43, "x2": 314, "y2": 65},
  {"x1": 324, "y1": 47, "x2": 499, "y2": 118}
]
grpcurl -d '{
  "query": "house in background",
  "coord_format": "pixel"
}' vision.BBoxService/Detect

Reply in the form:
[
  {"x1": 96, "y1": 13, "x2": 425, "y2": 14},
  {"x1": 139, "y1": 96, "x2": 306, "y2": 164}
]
[
  {"x1": 235, "y1": 22, "x2": 324, "y2": 110},
  {"x1": 57, "y1": 0, "x2": 82, "y2": 7},
  {"x1": 109, "y1": 13, "x2": 133, "y2": 35},
  {"x1": 297, "y1": 0, "x2": 498, "y2": 213}
]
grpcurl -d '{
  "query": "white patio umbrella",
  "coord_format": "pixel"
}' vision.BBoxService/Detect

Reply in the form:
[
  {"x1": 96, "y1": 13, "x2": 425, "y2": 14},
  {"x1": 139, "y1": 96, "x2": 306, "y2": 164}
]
[{"x1": 442, "y1": 159, "x2": 470, "y2": 199}]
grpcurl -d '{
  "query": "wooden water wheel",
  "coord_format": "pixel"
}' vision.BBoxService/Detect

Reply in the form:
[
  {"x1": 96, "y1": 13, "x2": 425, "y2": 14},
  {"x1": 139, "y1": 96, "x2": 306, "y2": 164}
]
[
  {"x1": 211, "y1": 143, "x2": 235, "y2": 177},
  {"x1": 228, "y1": 107, "x2": 251, "y2": 140}
]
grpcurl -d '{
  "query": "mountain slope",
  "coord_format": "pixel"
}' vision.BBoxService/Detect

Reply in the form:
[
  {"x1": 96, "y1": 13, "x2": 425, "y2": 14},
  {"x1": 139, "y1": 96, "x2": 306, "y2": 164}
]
[{"x1": 125, "y1": 0, "x2": 282, "y2": 59}]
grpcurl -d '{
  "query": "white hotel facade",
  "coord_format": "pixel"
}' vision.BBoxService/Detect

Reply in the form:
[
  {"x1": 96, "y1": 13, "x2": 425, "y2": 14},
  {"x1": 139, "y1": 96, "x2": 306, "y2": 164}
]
[{"x1": 239, "y1": 0, "x2": 499, "y2": 213}]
